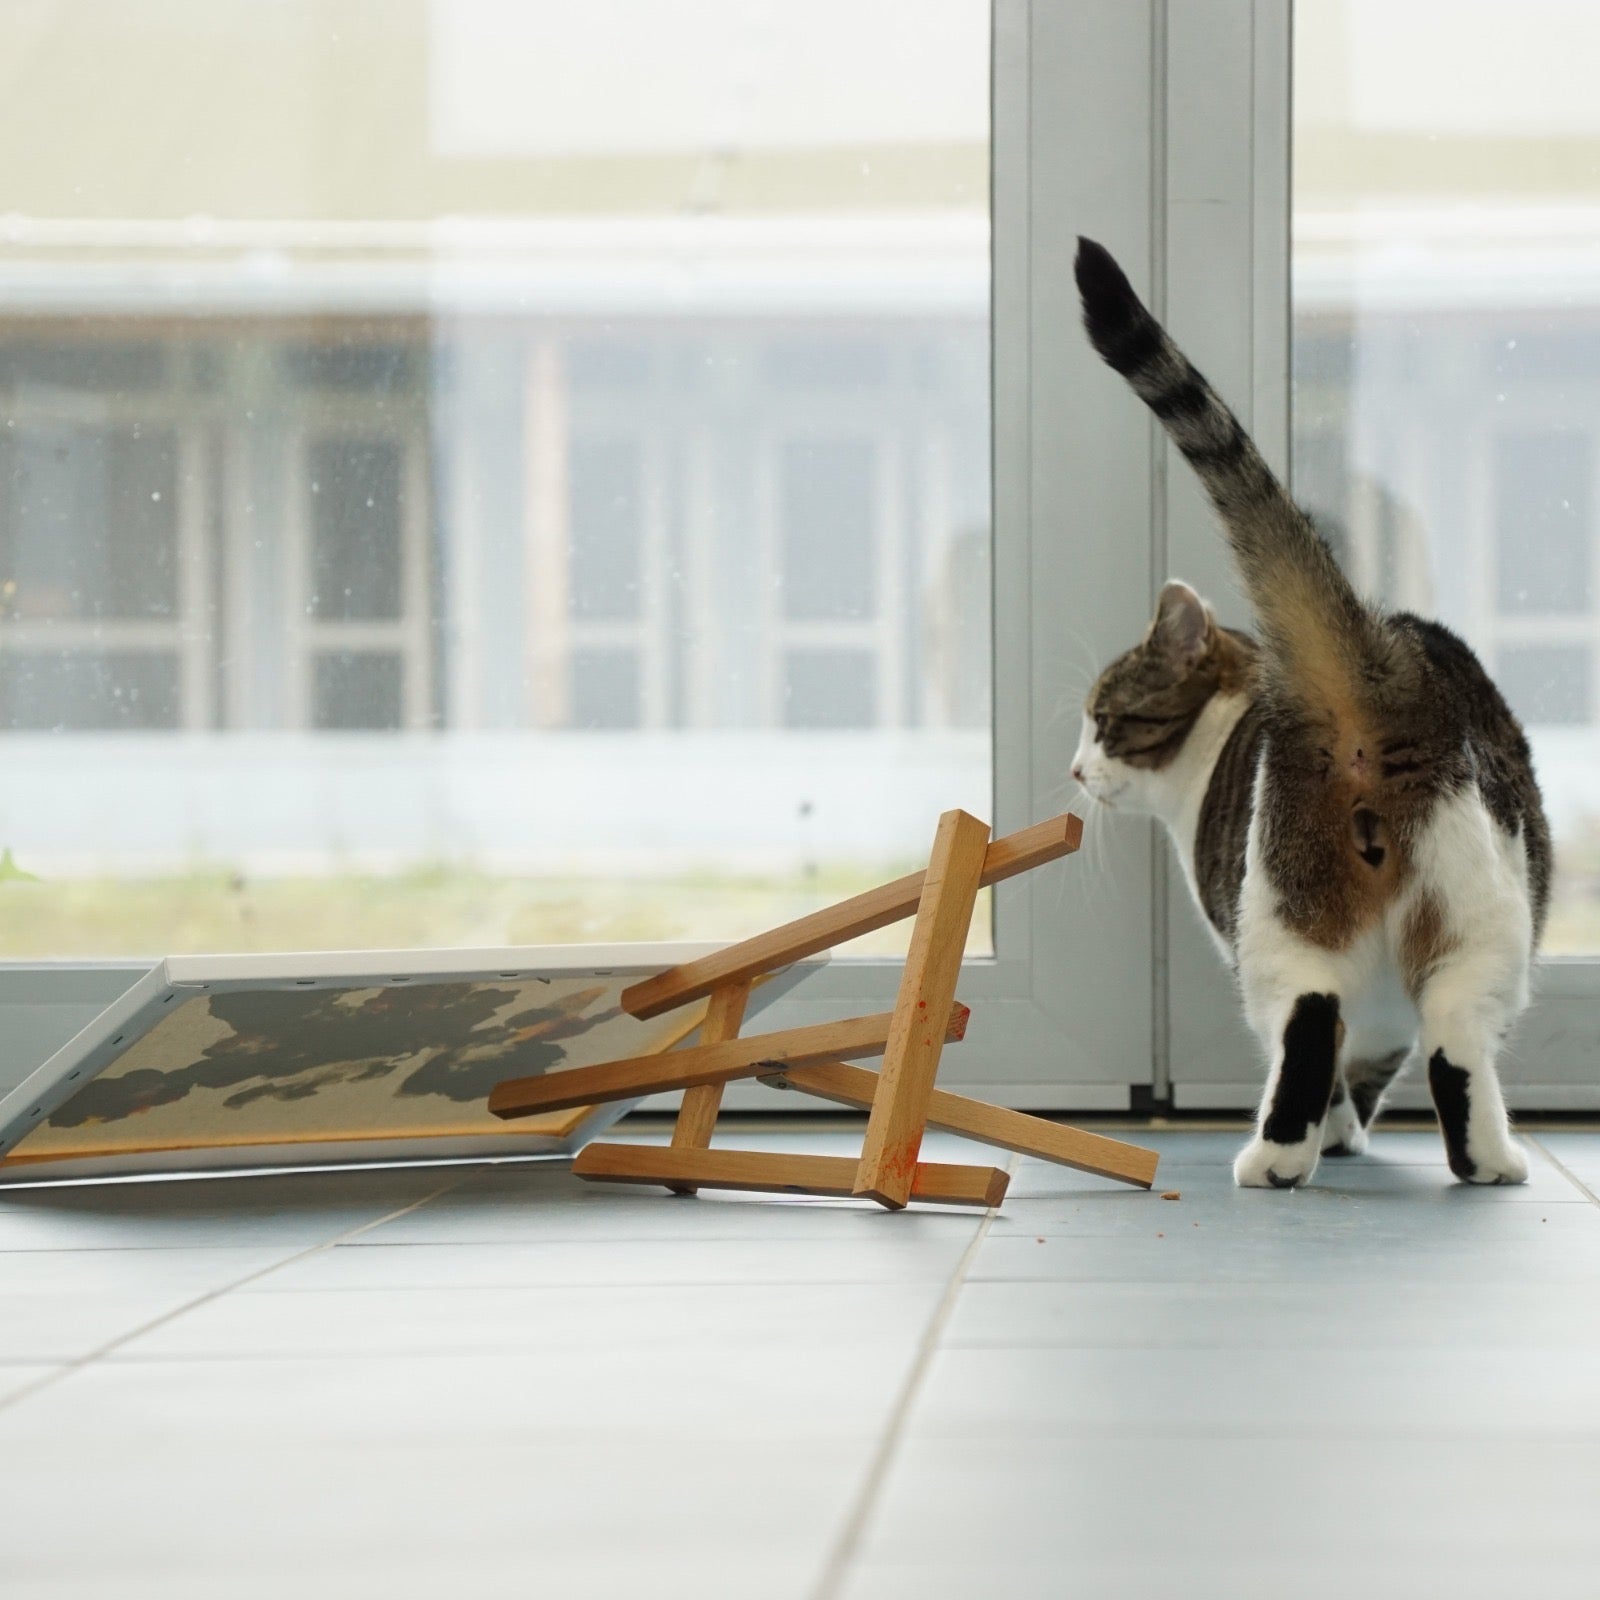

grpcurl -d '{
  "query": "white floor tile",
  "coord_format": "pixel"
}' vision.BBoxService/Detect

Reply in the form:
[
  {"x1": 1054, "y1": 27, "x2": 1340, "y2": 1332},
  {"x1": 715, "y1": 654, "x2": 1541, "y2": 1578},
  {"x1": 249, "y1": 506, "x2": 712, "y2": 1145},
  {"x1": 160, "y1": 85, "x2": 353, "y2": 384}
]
[
  {"x1": 856, "y1": 1434, "x2": 1600, "y2": 1565},
  {"x1": 304, "y1": 1235, "x2": 972, "y2": 1286},
  {"x1": 945, "y1": 1277, "x2": 1600, "y2": 1350},
  {"x1": 2, "y1": 1124, "x2": 1598, "y2": 1596},
  {"x1": 905, "y1": 1343, "x2": 1600, "y2": 1437},
  {"x1": 0, "y1": 1348, "x2": 913, "y2": 1446},
  {"x1": 108, "y1": 1279, "x2": 946, "y2": 1358},
  {"x1": 0, "y1": 1365, "x2": 57, "y2": 1405}
]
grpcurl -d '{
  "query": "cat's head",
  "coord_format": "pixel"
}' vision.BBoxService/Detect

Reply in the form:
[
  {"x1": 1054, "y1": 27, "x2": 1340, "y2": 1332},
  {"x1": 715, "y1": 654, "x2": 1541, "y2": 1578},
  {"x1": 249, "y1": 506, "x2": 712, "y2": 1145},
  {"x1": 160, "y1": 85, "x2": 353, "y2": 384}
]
[{"x1": 1070, "y1": 580, "x2": 1255, "y2": 813}]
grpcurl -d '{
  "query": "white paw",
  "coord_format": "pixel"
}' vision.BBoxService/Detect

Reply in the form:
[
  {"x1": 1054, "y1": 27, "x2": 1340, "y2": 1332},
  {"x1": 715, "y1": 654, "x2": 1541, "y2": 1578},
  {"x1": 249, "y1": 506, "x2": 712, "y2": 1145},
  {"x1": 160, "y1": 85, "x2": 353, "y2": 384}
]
[
  {"x1": 1461, "y1": 1134, "x2": 1529, "y2": 1186},
  {"x1": 1322, "y1": 1098, "x2": 1368, "y2": 1157},
  {"x1": 1234, "y1": 1134, "x2": 1320, "y2": 1190}
]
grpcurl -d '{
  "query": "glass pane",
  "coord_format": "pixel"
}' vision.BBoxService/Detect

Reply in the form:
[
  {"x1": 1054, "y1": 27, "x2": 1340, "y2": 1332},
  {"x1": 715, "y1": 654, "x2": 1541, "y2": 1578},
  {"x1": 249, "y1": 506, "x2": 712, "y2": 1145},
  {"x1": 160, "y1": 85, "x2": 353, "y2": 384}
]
[
  {"x1": 1294, "y1": 0, "x2": 1600, "y2": 954},
  {"x1": 1493, "y1": 432, "x2": 1591, "y2": 616},
  {"x1": 784, "y1": 649, "x2": 877, "y2": 729},
  {"x1": 568, "y1": 646, "x2": 640, "y2": 730},
  {"x1": 0, "y1": 652, "x2": 179, "y2": 731},
  {"x1": 569, "y1": 438, "x2": 643, "y2": 622},
  {"x1": 0, "y1": 425, "x2": 179, "y2": 620},
  {"x1": 780, "y1": 438, "x2": 877, "y2": 623},
  {"x1": 1498, "y1": 644, "x2": 1592, "y2": 728},
  {"x1": 308, "y1": 437, "x2": 404, "y2": 622},
  {"x1": 0, "y1": 0, "x2": 991, "y2": 958},
  {"x1": 311, "y1": 652, "x2": 404, "y2": 732}
]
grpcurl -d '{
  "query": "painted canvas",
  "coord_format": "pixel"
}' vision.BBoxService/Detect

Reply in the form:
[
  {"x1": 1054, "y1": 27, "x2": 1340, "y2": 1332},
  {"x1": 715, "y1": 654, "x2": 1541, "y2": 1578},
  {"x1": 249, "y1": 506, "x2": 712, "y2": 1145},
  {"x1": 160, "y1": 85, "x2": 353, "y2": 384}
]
[{"x1": 5, "y1": 975, "x2": 701, "y2": 1165}]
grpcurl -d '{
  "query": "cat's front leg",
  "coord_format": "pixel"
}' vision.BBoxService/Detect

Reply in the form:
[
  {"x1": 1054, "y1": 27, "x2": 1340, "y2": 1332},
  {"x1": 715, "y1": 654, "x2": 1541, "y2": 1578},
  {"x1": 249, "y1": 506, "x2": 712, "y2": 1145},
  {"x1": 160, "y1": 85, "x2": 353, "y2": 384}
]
[{"x1": 1234, "y1": 990, "x2": 1343, "y2": 1189}]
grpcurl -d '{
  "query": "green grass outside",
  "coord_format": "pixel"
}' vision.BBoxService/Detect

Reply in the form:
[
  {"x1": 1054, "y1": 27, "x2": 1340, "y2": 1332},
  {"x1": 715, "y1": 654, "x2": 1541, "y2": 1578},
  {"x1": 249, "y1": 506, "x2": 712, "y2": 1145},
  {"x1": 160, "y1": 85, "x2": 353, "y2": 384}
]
[
  {"x1": 0, "y1": 863, "x2": 995, "y2": 961},
  {"x1": 4, "y1": 830, "x2": 1599, "y2": 960}
]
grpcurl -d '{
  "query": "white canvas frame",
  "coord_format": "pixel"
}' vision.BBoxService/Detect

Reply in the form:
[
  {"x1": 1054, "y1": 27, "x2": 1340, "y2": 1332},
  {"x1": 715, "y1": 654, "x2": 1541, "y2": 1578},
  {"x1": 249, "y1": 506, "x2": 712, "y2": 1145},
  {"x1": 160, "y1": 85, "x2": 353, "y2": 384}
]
[{"x1": 0, "y1": 941, "x2": 818, "y2": 1183}]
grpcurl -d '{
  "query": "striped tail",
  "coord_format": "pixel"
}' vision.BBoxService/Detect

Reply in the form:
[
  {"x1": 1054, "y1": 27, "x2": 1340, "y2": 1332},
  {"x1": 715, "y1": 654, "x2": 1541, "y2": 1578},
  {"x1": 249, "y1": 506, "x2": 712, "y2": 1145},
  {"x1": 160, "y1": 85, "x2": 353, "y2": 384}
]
[{"x1": 1074, "y1": 236, "x2": 1388, "y2": 729}]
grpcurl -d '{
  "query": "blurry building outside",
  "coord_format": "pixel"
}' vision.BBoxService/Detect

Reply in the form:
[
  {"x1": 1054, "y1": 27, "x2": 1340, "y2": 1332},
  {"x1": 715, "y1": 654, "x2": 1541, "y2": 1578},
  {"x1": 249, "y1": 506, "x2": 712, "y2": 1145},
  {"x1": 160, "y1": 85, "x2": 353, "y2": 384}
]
[
  {"x1": 0, "y1": 0, "x2": 993, "y2": 956},
  {"x1": 6, "y1": 0, "x2": 1600, "y2": 958}
]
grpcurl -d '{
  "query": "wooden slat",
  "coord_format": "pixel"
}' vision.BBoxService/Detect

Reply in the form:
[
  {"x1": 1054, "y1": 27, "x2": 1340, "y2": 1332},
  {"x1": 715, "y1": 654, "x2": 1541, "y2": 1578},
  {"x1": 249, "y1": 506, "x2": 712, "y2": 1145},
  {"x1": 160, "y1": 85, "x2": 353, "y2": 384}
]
[
  {"x1": 854, "y1": 810, "x2": 992, "y2": 1209},
  {"x1": 620, "y1": 812, "x2": 1083, "y2": 1019},
  {"x1": 767, "y1": 1061, "x2": 1160, "y2": 1189},
  {"x1": 573, "y1": 1144, "x2": 1009, "y2": 1208},
  {"x1": 487, "y1": 1003, "x2": 970, "y2": 1120},
  {"x1": 665, "y1": 980, "x2": 752, "y2": 1196},
  {"x1": 516, "y1": 995, "x2": 715, "y2": 1142}
]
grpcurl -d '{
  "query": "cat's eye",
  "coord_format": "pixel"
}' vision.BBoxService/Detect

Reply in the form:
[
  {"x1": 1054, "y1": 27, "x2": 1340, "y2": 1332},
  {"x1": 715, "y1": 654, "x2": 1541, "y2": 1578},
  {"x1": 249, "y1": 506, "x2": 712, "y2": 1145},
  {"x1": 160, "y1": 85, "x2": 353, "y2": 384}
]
[{"x1": 1093, "y1": 713, "x2": 1108, "y2": 739}]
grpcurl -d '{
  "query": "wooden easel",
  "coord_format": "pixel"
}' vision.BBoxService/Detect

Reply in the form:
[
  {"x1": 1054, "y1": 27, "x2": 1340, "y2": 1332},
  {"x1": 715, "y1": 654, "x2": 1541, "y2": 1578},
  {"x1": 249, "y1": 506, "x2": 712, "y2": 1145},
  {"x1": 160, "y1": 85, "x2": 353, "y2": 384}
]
[{"x1": 487, "y1": 810, "x2": 1159, "y2": 1210}]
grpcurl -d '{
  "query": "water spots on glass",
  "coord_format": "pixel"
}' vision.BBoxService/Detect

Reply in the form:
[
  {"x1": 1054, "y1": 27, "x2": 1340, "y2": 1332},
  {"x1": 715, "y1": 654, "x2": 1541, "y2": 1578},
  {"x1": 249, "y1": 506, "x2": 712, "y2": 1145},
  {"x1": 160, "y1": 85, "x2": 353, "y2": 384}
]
[{"x1": 0, "y1": 4, "x2": 995, "y2": 953}]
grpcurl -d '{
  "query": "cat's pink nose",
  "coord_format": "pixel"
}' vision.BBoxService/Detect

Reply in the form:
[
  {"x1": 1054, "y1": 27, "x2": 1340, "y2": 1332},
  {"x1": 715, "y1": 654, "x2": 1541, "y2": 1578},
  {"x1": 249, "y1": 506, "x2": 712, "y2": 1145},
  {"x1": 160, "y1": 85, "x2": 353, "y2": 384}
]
[{"x1": 1071, "y1": 762, "x2": 1085, "y2": 783}]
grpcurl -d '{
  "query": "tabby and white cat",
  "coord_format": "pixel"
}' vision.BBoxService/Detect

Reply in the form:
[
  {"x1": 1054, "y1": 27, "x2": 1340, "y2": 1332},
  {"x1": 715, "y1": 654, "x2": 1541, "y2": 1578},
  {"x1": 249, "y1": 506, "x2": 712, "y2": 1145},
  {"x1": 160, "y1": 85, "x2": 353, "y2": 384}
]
[{"x1": 1070, "y1": 238, "x2": 1550, "y2": 1188}]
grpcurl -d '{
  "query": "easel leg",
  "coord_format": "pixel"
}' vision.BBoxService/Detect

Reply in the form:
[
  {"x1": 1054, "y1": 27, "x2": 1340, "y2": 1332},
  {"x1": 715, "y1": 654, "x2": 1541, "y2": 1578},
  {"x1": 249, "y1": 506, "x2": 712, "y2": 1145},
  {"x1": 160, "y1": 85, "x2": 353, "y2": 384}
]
[
  {"x1": 768, "y1": 1061, "x2": 1160, "y2": 1188},
  {"x1": 854, "y1": 809, "x2": 991, "y2": 1210},
  {"x1": 665, "y1": 980, "x2": 752, "y2": 1195}
]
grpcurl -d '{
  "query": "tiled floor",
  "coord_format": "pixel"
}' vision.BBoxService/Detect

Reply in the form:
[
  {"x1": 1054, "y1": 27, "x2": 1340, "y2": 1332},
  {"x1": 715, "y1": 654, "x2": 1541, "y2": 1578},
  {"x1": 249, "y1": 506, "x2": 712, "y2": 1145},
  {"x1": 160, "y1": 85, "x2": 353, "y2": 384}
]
[{"x1": 2, "y1": 1122, "x2": 1599, "y2": 1599}]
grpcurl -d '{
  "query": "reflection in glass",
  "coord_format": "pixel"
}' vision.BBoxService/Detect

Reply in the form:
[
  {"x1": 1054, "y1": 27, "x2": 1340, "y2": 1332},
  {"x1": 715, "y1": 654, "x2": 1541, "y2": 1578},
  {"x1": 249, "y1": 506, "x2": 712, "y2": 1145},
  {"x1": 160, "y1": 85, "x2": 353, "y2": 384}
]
[
  {"x1": 1294, "y1": 0, "x2": 1600, "y2": 952},
  {"x1": 0, "y1": 0, "x2": 992, "y2": 956}
]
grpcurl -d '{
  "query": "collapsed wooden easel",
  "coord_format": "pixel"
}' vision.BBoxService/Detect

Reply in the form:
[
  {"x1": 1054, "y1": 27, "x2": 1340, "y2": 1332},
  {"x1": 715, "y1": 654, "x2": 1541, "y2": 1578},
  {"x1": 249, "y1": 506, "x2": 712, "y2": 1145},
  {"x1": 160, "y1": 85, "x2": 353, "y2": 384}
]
[{"x1": 487, "y1": 809, "x2": 1158, "y2": 1210}]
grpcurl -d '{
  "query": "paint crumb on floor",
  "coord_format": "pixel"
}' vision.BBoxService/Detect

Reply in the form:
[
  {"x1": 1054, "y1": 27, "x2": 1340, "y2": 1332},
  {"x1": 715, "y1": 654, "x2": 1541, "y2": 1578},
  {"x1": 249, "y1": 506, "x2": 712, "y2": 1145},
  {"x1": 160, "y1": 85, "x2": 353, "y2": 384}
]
[{"x1": 1160, "y1": 1190, "x2": 1181, "y2": 1200}]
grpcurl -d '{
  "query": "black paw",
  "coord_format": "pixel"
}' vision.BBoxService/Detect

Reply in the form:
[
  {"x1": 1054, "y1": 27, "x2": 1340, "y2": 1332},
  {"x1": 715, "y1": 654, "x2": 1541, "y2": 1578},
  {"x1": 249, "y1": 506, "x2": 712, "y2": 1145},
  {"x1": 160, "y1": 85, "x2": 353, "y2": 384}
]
[{"x1": 1322, "y1": 1142, "x2": 1356, "y2": 1158}]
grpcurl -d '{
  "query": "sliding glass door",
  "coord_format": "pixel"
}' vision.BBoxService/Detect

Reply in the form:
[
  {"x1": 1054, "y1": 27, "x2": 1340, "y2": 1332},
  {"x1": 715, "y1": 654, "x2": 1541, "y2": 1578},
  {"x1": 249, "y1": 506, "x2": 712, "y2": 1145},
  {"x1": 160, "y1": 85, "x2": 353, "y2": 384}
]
[
  {"x1": 12, "y1": 1, "x2": 1584, "y2": 1114},
  {"x1": 0, "y1": 0, "x2": 1156, "y2": 1109},
  {"x1": 1166, "y1": 0, "x2": 1600, "y2": 1111}
]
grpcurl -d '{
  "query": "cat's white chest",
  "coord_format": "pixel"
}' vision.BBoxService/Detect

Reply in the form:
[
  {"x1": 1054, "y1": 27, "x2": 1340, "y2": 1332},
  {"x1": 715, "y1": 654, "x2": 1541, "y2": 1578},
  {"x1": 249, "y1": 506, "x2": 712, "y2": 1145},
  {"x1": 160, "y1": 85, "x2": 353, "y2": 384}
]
[{"x1": 1161, "y1": 691, "x2": 1253, "y2": 956}]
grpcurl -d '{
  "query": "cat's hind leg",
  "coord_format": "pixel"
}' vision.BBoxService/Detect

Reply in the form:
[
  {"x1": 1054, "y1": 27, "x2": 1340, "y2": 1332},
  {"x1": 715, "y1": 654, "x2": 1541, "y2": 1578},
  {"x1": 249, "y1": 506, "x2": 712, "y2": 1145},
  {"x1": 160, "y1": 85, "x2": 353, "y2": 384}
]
[
  {"x1": 1418, "y1": 965, "x2": 1528, "y2": 1184},
  {"x1": 1405, "y1": 791, "x2": 1534, "y2": 1185},
  {"x1": 1234, "y1": 989, "x2": 1344, "y2": 1189}
]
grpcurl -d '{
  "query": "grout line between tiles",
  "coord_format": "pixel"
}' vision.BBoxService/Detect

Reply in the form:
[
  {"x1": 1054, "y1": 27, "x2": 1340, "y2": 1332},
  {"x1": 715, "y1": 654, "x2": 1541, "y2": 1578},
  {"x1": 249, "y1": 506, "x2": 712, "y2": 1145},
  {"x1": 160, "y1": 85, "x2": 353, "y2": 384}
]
[
  {"x1": 810, "y1": 1155, "x2": 1015, "y2": 1600},
  {"x1": 1526, "y1": 1136, "x2": 1600, "y2": 1210},
  {"x1": 0, "y1": 1174, "x2": 473, "y2": 1416}
]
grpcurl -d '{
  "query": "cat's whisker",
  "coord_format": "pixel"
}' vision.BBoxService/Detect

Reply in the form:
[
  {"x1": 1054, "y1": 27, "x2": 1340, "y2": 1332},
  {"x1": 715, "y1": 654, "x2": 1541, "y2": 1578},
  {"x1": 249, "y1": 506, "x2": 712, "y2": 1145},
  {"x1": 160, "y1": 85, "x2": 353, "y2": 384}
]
[
  {"x1": 1061, "y1": 783, "x2": 1120, "y2": 911},
  {"x1": 1056, "y1": 620, "x2": 1104, "y2": 689}
]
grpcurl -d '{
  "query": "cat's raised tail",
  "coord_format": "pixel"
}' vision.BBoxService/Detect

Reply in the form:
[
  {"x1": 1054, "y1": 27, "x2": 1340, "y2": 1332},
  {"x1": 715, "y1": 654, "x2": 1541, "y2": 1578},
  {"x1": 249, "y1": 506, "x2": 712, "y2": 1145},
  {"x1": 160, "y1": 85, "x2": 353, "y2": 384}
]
[{"x1": 1074, "y1": 236, "x2": 1393, "y2": 735}]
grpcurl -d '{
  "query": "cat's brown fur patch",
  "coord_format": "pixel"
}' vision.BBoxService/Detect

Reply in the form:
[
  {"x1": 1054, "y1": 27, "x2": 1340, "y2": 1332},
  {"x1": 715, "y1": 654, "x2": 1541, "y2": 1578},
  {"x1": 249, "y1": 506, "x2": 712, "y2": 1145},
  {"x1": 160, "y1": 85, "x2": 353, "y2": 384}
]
[{"x1": 1399, "y1": 892, "x2": 1458, "y2": 1001}]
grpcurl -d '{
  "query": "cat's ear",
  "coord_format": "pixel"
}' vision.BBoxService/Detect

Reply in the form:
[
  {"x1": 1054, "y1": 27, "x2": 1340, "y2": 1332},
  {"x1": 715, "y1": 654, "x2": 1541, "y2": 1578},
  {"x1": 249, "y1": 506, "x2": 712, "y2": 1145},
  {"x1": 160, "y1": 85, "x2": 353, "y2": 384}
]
[{"x1": 1151, "y1": 579, "x2": 1211, "y2": 668}]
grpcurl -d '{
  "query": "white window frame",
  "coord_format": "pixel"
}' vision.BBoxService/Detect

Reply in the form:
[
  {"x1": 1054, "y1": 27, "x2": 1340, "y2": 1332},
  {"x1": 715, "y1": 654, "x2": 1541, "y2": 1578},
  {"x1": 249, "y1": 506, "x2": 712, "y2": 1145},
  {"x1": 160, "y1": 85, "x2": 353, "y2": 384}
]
[
  {"x1": 0, "y1": 366, "x2": 215, "y2": 732},
  {"x1": 287, "y1": 405, "x2": 433, "y2": 733}
]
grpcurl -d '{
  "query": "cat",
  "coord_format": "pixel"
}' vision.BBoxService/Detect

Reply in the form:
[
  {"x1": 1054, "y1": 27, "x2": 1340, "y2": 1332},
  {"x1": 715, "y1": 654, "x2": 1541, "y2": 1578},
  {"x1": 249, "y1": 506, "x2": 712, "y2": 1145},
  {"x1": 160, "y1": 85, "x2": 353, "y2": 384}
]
[{"x1": 1069, "y1": 237, "x2": 1550, "y2": 1188}]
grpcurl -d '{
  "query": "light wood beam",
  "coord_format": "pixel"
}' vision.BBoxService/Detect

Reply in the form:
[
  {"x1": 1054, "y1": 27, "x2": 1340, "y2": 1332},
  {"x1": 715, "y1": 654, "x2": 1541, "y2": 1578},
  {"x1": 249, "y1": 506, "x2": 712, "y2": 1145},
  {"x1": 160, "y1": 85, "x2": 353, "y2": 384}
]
[
  {"x1": 574, "y1": 1144, "x2": 1009, "y2": 1208},
  {"x1": 620, "y1": 813, "x2": 1082, "y2": 1019},
  {"x1": 487, "y1": 1003, "x2": 969, "y2": 1119}
]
